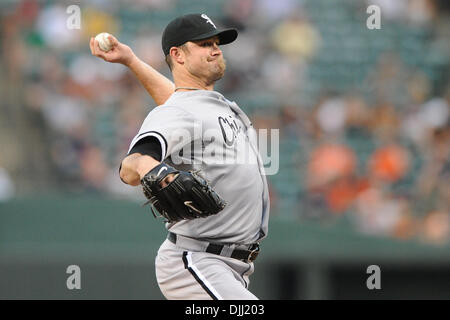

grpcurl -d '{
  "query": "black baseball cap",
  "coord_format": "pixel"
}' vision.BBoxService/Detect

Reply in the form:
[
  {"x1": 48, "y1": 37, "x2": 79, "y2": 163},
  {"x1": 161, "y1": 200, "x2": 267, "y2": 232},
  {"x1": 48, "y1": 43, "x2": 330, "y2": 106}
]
[{"x1": 162, "y1": 13, "x2": 238, "y2": 56}]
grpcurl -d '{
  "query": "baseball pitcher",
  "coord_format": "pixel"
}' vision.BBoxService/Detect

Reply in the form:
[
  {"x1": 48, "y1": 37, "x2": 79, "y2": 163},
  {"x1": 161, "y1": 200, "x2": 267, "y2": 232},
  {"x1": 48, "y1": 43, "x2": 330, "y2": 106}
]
[{"x1": 90, "y1": 13, "x2": 270, "y2": 300}]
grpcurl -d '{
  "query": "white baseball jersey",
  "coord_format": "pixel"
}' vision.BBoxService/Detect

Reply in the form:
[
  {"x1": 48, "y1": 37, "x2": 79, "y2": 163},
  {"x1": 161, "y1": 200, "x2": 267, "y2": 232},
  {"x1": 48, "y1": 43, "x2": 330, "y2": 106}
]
[{"x1": 128, "y1": 90, "x2": 269, "y2": 245}]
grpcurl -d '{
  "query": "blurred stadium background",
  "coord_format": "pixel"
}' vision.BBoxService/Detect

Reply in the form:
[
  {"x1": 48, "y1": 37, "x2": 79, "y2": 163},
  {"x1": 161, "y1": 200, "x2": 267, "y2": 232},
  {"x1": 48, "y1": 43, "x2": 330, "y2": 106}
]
[{"x1": 0, "y1": 0, "x2": 449, "y2": 299}]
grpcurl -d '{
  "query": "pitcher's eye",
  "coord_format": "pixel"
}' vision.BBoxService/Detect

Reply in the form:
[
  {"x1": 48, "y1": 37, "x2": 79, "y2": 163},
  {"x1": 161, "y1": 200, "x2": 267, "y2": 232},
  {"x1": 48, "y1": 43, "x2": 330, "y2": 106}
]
[{"x1": 201, "y1": 41, "x2": 219, "y2": 47}]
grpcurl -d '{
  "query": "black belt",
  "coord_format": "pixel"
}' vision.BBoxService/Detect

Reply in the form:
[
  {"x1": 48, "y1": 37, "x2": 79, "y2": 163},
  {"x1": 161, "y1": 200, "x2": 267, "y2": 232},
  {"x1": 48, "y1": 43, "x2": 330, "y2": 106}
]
[{"x1": 167, "y1": 232, "x2": 260, "y2": 263}]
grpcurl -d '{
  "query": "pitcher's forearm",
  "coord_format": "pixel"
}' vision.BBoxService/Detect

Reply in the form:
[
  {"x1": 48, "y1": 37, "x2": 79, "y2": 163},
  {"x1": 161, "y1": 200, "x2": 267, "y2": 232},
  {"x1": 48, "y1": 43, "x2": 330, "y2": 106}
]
[
  {"x1": 120, "y1": 154, "x2": 161, "y2": 186},
  {"x1": 127, "y1": 56, "x2": 175, "y2": 106}
]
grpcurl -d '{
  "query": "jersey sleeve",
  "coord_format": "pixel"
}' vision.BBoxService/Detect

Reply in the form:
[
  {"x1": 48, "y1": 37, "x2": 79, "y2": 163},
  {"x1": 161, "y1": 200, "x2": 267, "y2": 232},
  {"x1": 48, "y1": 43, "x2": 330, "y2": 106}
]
[
  {"x1": 128, "y1": 136, "x2": 162, "y2": 160},
  {"x1": 128, "y1": 106, "x2": 201, "y2": 161}
]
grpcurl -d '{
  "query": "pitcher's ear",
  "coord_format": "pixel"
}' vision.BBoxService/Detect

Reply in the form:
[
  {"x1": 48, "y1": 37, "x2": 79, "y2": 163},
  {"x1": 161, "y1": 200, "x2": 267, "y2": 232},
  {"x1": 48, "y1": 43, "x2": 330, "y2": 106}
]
[{"x1": 170, "y1": 46, "x2": 185, "y2": 65}]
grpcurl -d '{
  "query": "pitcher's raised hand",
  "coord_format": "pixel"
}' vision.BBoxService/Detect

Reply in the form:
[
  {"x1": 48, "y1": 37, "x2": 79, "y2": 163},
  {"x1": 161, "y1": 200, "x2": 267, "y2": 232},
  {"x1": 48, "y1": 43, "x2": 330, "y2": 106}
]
[{"x1": 89, "y1": 34, "x2": 135, "y2": 66}]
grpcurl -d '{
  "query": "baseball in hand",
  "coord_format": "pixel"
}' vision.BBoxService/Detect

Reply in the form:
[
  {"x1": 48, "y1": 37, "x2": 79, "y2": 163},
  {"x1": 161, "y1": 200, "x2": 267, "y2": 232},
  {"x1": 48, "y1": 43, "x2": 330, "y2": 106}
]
[{"x1": 95, "y1": 32, "x2": 113, "y2": 52}]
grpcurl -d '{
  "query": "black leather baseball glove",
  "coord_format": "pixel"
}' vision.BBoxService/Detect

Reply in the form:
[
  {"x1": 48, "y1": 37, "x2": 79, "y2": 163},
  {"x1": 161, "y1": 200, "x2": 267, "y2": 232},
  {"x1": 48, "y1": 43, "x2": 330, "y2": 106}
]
[{"x1": 140, "y1": 163, "x2": 227, "y2": 223}]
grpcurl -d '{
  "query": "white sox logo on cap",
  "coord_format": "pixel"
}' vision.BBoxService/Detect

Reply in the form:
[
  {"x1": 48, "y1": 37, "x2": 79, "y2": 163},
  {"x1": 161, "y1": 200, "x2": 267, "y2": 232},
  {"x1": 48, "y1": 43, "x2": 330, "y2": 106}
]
[{"x1": 201, "y1": 14, "x2": 216, "y2": 29}]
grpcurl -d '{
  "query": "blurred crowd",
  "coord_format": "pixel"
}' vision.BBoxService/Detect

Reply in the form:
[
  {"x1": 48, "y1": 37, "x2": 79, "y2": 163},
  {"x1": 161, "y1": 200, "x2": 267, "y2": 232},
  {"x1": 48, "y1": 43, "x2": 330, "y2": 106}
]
[{"x1": 0, "y1": 0, "x2": 449, "y2": 244}]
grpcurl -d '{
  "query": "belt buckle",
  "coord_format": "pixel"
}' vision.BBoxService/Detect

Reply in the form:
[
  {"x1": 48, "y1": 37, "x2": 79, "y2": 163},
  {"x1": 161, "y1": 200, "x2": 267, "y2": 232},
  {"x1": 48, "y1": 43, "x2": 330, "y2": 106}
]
[{"x1": 247, "y1": 243, "x2": 260, "y2": 263}]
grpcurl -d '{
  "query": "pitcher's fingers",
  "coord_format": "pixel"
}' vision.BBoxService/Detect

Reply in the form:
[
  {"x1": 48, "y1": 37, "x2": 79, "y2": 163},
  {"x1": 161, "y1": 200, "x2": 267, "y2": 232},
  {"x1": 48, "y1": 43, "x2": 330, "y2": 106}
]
[
  {"x1": 91, "y1": 38, "x2": 103, "y2": 57},
  {"x1": 89, "y1": 37, "x2": 95, "y2": 54},
  {"x1": 94, "y1": 39, "x2": 102, "y2": 53},
  {"x1": 94, "y1": 39, "x2": 104, "y2": 55},
  {"x1": 108, "y1": 34, "x2": 119, "y2": 48},
  {"x1": 93, "y1": 39, "x2": 107, "y2": 59}
]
